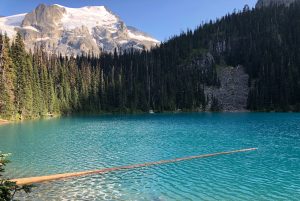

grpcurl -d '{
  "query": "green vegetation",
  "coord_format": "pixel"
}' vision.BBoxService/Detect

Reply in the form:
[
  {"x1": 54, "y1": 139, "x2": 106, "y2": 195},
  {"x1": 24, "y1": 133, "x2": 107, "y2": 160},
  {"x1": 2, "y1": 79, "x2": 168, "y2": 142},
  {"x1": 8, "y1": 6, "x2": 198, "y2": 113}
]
[
  {"x1": 0, "y1": 152, "x2": 32, "y2": 201},
  {"x1": 0, "y1": 32, "x2": 218, "y2": 120},
  {"x1": 193, "y1": 3, "x2": 300, "y2": 111},
  {"x1": 1, "y1": 3, "x2": 300, "y2": 120}
]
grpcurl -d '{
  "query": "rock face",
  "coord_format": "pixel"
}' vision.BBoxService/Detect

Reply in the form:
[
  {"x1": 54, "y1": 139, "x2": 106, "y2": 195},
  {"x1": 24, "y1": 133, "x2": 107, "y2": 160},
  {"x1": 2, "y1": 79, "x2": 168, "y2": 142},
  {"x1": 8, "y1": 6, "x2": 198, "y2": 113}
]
[
  {"x1": 205, "y1": 66, "x2": 249, "y2": 112},
  {"x1": 180, "y1": 52, "x2": 249, "y2": 112},
  {"x1": 0, "y1": 4, "x2": 159, "y2": 56},
  {"x1": 256, "y1": 0, "x2": 299, "y2": 8},
  {"x1": 22, "y1": 4, "x2": 66, "y2": 33}
]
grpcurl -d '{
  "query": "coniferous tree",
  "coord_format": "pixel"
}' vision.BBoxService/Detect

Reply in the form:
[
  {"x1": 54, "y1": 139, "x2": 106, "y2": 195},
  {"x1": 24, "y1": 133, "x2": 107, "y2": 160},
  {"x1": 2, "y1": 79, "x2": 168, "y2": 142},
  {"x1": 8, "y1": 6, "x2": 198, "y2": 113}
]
[
  {"x1": 0, "y1": 34, "x2": 15, "y2": 119},
  {"x1": 2, "y1": 3, "x2": 300, "y2": 120}
]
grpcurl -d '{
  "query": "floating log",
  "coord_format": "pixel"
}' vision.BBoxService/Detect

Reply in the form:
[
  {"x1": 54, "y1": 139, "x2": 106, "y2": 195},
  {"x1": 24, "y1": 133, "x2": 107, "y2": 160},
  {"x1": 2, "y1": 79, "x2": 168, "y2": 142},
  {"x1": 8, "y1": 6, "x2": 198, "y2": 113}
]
[
  {"x1": 0, "y1": 119, "x2": 10, "y2": 125},
  {"x1": 12, "y1": 148, "x2": 258, "y2": 185}
]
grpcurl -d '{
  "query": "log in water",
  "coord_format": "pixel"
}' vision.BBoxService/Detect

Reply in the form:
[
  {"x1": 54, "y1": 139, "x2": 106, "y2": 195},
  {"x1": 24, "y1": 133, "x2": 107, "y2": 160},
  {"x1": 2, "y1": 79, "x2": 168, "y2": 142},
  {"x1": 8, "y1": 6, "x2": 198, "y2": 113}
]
[{"x1": 12, "y1": 148, "x2": 258, "y2": 185}]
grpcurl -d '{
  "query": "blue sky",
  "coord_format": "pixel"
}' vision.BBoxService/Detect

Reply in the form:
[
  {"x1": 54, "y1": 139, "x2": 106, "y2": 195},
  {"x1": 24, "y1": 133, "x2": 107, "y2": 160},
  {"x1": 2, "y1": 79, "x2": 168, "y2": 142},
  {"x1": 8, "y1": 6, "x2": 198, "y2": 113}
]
[{"x1": 0, "y1": 0, "x2": 257, "y2": 41}]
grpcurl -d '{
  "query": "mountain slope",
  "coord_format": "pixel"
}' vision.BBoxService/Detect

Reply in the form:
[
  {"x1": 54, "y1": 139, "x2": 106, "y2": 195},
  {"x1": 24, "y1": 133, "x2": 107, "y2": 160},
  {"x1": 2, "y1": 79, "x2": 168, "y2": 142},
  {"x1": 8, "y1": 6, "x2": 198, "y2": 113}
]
[
  {"x1": 0, "y1": 4, "x2": 159, "y2": 55},
  {"x1": 256, "y1": 0, "x2": 299, "y2": 8},
  {"x1": 0, "y1": 13, "x2": 26, "y2": 37}
]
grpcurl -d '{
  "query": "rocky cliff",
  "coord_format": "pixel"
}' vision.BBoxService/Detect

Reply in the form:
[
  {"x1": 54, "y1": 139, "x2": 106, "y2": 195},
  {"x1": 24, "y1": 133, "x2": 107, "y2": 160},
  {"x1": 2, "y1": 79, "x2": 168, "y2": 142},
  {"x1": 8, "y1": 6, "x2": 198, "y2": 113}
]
[
  {"x1": 205, "y1": 66, "x2": 249, "y2": 112},
  {"x1": 182, "y1": 53, "x2": 249, "y2": 112}
]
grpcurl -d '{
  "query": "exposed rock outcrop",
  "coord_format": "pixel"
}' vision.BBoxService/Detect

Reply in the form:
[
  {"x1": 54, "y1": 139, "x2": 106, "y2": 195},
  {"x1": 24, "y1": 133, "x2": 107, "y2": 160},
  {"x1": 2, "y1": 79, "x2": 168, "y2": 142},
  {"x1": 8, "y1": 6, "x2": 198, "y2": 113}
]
[
  {"x1": 178, "y1": 51, "x2": 249, "y2": 112},
  {"x1": 205, "y1": 66, "x2": 249, "y2": 112},
  {"x1": 22, "y1": 4, "x2": 66, "y2": 33}
]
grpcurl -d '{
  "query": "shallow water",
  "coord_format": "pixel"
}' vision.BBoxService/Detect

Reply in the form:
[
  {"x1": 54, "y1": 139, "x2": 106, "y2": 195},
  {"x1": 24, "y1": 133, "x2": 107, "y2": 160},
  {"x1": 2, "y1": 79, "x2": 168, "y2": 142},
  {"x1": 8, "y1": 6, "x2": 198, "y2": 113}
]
[{"x1": 0, "y1": 113, "x2": 299, "y2": 200}]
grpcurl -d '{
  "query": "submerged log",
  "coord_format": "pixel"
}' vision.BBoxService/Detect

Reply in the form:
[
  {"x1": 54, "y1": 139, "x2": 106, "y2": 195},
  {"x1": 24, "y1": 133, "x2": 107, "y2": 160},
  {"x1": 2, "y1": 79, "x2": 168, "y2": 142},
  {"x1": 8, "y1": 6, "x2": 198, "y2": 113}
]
[{"x1": 12, "y1": 148, "x2": 258, "y2": 185}]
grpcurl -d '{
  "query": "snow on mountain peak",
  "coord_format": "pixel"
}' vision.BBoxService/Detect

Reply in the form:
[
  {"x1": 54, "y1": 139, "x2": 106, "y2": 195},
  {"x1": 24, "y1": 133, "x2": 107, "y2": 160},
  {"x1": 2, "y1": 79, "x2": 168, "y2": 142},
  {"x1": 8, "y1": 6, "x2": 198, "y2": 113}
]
[
  {"x1": 60, "y1": 5, "x2": 119, "y2": 35},
  {"x1": 53, "y1": 4, "x2": 64, "y2": 8},
  {"x1": 0, "y1": 13, "x2": 26, "y2": 37},
  {"x1": 0, "y1": 4, "x2": 160, "y2": 55}
]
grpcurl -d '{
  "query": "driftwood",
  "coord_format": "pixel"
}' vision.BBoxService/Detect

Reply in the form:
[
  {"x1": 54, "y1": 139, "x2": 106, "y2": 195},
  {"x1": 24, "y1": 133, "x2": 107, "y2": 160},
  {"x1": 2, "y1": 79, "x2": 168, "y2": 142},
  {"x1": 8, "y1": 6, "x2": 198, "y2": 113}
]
[{"x1": 12, "y1": 148, "x2": 258, "y2": 185}]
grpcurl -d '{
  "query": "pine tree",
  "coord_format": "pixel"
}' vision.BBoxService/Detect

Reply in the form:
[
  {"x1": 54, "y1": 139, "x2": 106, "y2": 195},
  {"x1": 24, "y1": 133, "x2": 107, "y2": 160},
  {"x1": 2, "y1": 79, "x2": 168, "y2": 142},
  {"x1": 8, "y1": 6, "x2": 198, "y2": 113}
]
[
  {"x1": 0, "y1": 34, "x2": 16, "y2": 119},
  {"x1": 11, "y1": 33, "x2": 33, "y2": 119}
]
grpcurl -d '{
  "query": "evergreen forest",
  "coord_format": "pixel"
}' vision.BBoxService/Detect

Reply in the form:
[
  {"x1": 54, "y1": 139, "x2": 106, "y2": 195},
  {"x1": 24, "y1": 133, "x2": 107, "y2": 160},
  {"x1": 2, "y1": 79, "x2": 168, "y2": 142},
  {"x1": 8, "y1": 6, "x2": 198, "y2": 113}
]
[{"x1": 1, "y1": 3, "x2": 300, "y2": 120}]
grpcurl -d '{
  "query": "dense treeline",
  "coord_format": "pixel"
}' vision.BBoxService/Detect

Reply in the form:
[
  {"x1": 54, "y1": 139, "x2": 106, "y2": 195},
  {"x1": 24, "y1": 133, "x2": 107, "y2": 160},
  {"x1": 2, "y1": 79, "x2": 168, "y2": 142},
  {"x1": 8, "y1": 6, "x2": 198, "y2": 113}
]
[
  {"x1": 156, "y1": 3, "x2": 300, "y2": 111},
  {"x1": 190, "y1": 3, "x2": 300, "y2": 111},
  {"x1": 0, "y1": 33, "x2": 218, "y2": 120},
  {"x1": 1, "y1": 3, "x2": 300, "y2": 120}
]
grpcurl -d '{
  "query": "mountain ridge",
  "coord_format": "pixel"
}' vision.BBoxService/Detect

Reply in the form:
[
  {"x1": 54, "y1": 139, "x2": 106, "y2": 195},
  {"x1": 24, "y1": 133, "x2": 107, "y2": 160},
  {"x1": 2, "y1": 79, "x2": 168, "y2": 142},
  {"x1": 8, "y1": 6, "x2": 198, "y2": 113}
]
[
  {"x1": 256, "y1": 0, "x2": 299, "y2": 8},
  {"x1": 0, "y1": 4, "x2": 160, "y2": 56}
]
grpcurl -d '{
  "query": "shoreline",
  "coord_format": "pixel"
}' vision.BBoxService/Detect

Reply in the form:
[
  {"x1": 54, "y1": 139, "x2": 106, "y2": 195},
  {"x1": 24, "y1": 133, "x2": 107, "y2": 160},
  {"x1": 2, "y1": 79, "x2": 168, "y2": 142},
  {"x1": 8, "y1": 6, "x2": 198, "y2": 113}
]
[
  {"x1": 1, "y1": 110, "x2": 297, "y2": 126},
  {"x1": 0, "y1": 114, "x2": 61, "y2": 126}
]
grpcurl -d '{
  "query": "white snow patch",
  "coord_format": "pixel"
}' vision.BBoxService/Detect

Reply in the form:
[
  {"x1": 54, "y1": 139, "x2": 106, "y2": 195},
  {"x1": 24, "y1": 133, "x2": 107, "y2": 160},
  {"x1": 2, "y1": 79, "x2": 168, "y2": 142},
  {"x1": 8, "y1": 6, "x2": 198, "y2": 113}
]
[
  {"x1": 60, "y1": 5, "x2": 119, "y2": 35},
  {"x1": 0, "y1": 13, "x2": 26, "y2": 37},
  {"x1": 36, "y1": 37, "x2": 50, "y2": 41},
  {"x1": 23, "y1": 26, "x2": 40, "y2": 32},
  {"x1": 128, "y1": 30, "x2": 160, "y2": 43},
  {"x1": 53, "y1": 4, "x2": 64, "y2": 8}
]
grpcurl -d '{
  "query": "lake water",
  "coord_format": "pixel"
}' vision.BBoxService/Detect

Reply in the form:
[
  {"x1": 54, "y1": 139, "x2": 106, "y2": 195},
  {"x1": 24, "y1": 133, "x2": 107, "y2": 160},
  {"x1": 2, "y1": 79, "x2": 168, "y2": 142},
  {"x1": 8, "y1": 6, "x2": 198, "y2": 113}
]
[{"x1": 0, "y1": 113, "x2": 299, "y2": 200}]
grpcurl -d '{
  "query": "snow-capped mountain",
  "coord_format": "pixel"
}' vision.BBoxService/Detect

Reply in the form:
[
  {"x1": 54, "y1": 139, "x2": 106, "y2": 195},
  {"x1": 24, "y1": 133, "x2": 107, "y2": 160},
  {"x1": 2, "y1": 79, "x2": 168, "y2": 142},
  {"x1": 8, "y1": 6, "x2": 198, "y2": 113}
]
[{"x1": 0, "y1": 4, "x2": 160, "y2": 55}]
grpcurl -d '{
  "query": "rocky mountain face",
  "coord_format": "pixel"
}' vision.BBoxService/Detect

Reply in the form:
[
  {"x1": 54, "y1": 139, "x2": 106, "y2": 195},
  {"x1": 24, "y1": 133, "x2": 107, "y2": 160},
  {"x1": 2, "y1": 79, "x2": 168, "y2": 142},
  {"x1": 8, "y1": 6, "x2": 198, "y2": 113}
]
[
  {"x1": 0, "y1": 4, "x2": 159, "y2": 56},
  {"x1": 182, "y1": 53, "x2": 249, "y2": 112},
  {"x1": 256, "y1": 0, "x2": 299, "y2": 8},
  {"x1": 205, "y1": 66, "x2": 249, "y2": 112}
]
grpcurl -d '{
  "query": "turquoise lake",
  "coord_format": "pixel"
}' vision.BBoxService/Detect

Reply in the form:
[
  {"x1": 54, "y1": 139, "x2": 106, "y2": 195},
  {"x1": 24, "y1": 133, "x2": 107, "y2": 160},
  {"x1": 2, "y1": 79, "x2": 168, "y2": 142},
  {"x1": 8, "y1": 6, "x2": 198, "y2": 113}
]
[{"x1": 0, "y1": 113, "x2": 299, "y2": 200}]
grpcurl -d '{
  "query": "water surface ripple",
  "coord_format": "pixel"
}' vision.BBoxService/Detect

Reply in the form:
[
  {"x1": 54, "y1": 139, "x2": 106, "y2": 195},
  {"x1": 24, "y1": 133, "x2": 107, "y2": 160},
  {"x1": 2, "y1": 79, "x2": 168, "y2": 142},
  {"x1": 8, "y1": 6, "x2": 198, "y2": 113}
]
[{"x1": 0, "y1": 113, "x2": 299, "y2": 200}]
